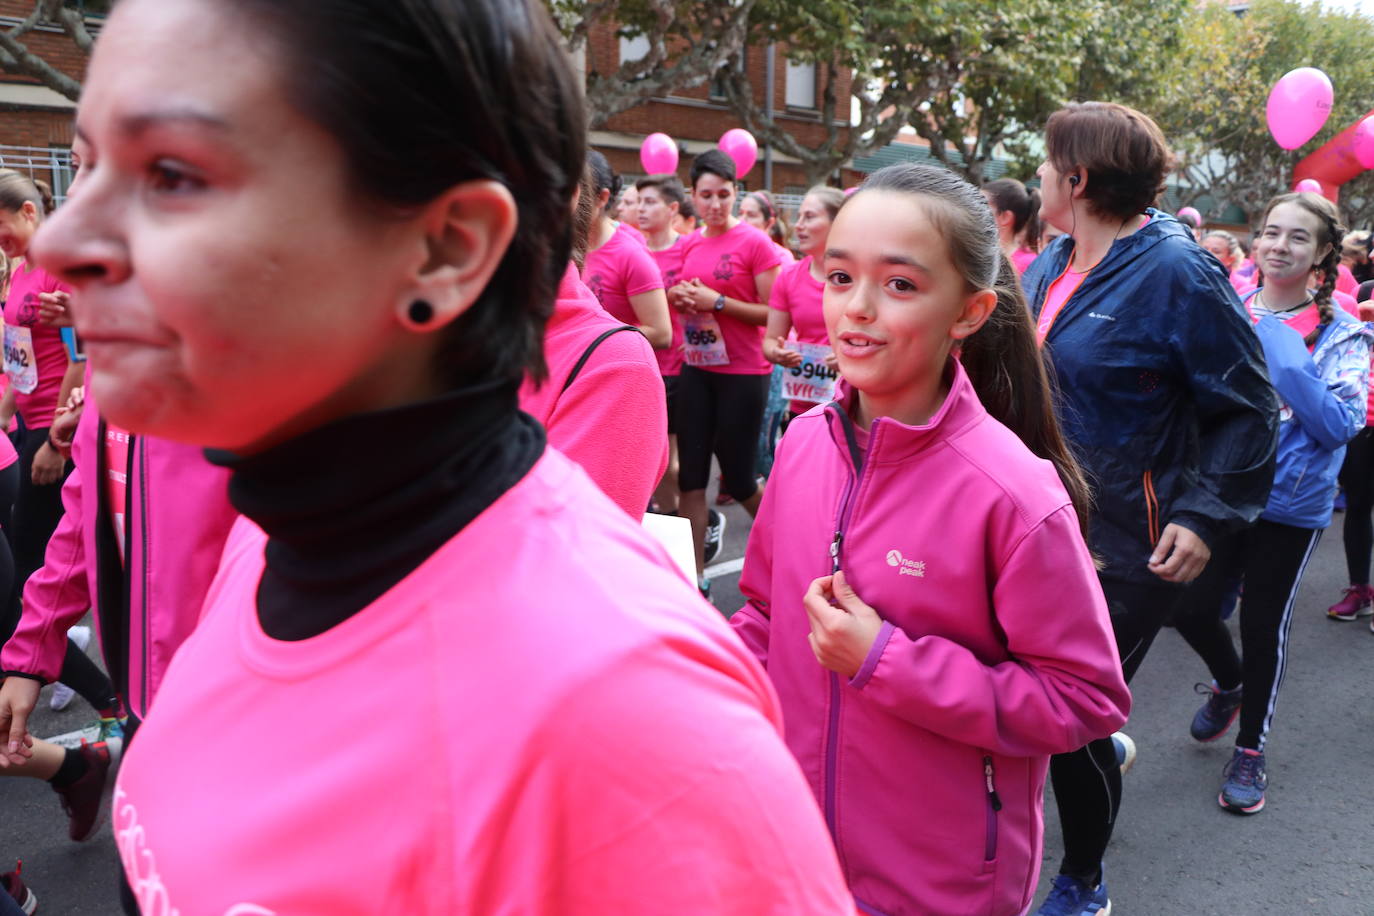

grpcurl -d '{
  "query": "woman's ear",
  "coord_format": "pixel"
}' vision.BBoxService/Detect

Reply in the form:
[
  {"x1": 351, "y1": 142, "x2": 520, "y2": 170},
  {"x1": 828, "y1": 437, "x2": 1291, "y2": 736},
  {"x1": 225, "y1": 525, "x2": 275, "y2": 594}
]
[
  {"x1": 398, "y1": 179, "x2": 517, "y2": 332},
  {"x1": 950, "y1": 288, "x2": 998, "y2": 341}
]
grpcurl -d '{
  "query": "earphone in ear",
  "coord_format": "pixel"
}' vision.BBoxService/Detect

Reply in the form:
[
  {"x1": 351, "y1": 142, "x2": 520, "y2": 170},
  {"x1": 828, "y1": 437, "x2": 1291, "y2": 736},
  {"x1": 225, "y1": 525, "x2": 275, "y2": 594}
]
[{"x1": 1068, "y1": 175, "x2": 1081, "y2": 186}]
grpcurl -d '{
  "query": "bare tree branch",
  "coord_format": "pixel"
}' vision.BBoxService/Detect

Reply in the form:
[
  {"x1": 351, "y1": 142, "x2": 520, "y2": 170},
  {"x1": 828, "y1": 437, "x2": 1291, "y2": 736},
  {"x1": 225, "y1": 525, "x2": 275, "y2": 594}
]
[{"x1": 0, "y1": 0, "x2": 86, "y2": 100}]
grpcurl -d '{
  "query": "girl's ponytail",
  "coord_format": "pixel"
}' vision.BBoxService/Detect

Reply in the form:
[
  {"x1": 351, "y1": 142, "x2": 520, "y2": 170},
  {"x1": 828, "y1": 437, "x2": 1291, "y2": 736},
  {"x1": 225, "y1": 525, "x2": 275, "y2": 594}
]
[
  {"x1": 959, "y1": 256, "x2": 1094, "y2": 537},
  {"x1": 1311, "y1": 243, "x2": 1339, "y2": 347},
  {"x1": 1024, "y1": 189, "x2": 1042, "y2": 253}
]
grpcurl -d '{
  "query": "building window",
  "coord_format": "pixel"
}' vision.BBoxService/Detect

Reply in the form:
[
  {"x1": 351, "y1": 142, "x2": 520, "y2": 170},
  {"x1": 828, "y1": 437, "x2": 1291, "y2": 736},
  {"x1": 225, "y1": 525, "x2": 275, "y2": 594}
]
[
  {"x1": 785, "y1": 59, "x2": 817, "y2": 109},
  {"x1": 710, "y1": 50, "x2": 746, "y2": 101},
  {"x1": 619, "y1": 33, "x2": 651, "y2": 67},
  {"x1": 62, "y1": 0, "x2": 113, "y2": 14}
]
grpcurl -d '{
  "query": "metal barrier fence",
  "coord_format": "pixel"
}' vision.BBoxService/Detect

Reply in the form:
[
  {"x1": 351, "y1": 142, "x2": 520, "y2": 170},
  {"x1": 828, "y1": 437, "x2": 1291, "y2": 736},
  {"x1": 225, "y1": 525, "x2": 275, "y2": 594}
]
[{"x1": 0, "y1": 145, "x2": 75, "y2": 204}]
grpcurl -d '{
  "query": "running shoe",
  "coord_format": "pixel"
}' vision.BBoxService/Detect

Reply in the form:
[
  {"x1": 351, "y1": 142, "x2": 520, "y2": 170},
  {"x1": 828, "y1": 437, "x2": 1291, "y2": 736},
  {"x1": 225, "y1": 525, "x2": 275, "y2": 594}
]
[
  {"x1": 697, "y1": 576, "x2": 712, "y2": 601},
  {"x1": 1110, "y1": 732, "x2": 1136, "y2": 776},
  {"x1": 1219, "y1": 747, "x2": 1267, "y2": 814},
  {"x1": 49, "y1": 625, "x2": 92, "y2": 711},
  {"x1": 703, "y1": 509, "x2": 726, "y2": 565},
  {"x1": 1190, "y1": 681, "x2": 1243, "y2": 742},
  {"x1": 1034, "y1": 866, "x2": 1111, "y2": 915},
  {"x1": 98, "y1": 716, "x2": 127, "y2": 744},
  {"x1": 1327, "y1": 584, "x2": 1374, "y2": 621},
  {"x1": 52, "y1": 739, "x2": 120, "y2": 842},
  {"x1": 0, "y1": 861, "x2": 36, "y2": 915}
]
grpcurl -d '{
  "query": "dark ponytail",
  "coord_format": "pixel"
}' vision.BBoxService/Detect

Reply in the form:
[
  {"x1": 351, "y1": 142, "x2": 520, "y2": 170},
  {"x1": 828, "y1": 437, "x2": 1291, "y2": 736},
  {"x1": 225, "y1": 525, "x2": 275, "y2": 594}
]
[
  {"x1": 984, "y1": 178, "x2": 1042, "y2": 254},
  {"x1": 860, "y1": 164, "x2": 1093, "y2": 536},
  {"x1": 586, "y1": 150, "x2": 622, "y2": 214}
]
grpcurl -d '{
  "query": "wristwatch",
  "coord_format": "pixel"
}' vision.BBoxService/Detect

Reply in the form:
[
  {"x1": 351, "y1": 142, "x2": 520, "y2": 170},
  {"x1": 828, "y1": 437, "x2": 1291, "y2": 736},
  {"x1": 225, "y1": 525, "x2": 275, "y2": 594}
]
[{"x1": 713, "y1": 294, "x2": 726, "y2": 312}]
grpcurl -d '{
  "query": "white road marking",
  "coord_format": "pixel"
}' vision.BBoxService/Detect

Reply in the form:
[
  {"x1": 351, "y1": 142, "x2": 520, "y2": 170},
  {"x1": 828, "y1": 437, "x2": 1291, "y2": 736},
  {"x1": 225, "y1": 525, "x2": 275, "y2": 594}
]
[{"x1": 705, "y1": 557, "x2": 745, "y2": 579}]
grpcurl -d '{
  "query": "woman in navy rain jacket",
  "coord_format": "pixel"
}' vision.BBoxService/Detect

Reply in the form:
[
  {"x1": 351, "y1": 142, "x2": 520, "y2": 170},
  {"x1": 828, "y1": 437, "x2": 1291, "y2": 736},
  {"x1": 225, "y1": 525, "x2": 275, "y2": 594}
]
[{"x1": 1024, "y1": 102, "x2": 1278, "y2": 916}]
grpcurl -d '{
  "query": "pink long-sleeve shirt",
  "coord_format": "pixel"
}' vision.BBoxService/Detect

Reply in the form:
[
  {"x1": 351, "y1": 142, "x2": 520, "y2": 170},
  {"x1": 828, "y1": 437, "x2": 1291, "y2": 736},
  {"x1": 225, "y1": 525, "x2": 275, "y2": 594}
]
[{"x1": 115, "y1": 449, "x2": 854, "y2": 915}]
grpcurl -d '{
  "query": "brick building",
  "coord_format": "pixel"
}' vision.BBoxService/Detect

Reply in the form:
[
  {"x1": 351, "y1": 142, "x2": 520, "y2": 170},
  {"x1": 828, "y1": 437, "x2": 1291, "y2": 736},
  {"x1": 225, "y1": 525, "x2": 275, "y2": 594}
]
[
  {"x1": 582, "y1": 21, "x2": 863, "y2": 197},
  {"x1": 0, "y1": 0, "x2": 97, "y2": 198}
]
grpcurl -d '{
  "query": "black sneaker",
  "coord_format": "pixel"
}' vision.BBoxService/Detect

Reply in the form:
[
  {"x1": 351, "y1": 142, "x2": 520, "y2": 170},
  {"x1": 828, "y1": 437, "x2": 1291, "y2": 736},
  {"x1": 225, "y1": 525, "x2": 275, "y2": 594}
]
[
  {"x1": 704, "y1": 509, "x2": 726, "y2": 565},
  {"x1": 1, "y1": 860, "x2": 37, "y2": 914}
]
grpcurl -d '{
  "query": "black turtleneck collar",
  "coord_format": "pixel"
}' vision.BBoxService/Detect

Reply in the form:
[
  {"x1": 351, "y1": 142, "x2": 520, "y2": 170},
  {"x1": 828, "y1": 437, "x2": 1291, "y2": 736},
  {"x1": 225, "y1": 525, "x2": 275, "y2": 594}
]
[{"x1": 207, "y1": 378, "x2": 545, "y2": 641}]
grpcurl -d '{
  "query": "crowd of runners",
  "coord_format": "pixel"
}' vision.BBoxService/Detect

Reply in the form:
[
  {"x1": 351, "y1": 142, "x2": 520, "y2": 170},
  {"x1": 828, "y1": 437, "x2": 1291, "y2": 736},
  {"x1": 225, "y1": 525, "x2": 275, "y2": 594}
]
[{"x1": 0, "y1": 1, "x2": 1370, "y2": 914}]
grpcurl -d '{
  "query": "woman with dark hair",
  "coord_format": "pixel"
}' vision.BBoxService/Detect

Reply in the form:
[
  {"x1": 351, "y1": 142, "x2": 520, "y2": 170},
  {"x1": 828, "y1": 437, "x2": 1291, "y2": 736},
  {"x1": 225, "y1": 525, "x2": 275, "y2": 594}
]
[
  {"x1": 669, "y1": 151, "x2": 786, "y2": 595},
  {"x1": 740, "y1": 190, "x2": 794, "y2": 263},
  {"x1": 10, "y1": 0, "x2": 854, "y2": 911},
  {"x1": 982, "y1": 177, "x2": 1041, "y2": 276},
  {"x1": 580, "y1": 151, "x2": 671, "y2": 349},
  {"x1": 1023, "y1": 102, "x2": 1278, "y2": 916},
  {"x1": 1175, "y1": 192, "x2": 1368, "y2": 815}
]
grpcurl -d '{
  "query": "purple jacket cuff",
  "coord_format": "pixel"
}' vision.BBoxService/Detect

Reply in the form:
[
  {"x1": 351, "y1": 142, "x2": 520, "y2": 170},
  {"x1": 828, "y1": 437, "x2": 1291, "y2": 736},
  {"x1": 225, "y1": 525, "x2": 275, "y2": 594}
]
[{"x1": 849, "y1": 620, "x2": 895, "y2": 690}]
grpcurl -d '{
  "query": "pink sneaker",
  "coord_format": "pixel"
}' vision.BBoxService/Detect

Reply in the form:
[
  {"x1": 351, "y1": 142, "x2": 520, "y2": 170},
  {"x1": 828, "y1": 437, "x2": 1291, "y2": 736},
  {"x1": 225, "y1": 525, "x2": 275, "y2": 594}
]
[{"x1": 1327, "y1": 584, "x2": 1374, "y2": 621}]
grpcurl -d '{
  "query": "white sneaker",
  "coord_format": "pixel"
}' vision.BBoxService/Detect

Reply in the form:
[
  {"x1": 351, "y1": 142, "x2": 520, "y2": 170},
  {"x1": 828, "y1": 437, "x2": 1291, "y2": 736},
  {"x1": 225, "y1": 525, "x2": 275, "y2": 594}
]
[{"x1": 50, "y1": 626, "x2": 93, "y2": 711}]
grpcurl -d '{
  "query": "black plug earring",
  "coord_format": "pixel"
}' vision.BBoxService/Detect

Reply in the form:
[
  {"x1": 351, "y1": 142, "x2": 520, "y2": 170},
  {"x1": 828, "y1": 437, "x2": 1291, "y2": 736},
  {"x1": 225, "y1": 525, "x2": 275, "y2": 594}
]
[{"x1": 407, "y1": 299, "x2": 435, "y2": 326}]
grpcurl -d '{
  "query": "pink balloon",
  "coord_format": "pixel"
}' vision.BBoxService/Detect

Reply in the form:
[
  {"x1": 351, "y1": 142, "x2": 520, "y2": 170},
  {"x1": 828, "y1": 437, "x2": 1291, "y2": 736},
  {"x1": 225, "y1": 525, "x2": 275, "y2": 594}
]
[
  {"x1": 718, "y1": 129, "x2": 758, "y2": 177},
  {"x1": 639, "y1": 132, "x2": 678, "y2": 175},
  {"x1": 1295, "y1": 178, "x2": 1323, "y2": 194},
  {"x1": 1177, "y1": 206, "x2": 1202, "y2": 224},
  {"x1": 1354, "y1": 116, "x2": 1374, "y2": 169},
  {"x1": 1266, "y1": 67, "x2": 1334, "y2": 150}
]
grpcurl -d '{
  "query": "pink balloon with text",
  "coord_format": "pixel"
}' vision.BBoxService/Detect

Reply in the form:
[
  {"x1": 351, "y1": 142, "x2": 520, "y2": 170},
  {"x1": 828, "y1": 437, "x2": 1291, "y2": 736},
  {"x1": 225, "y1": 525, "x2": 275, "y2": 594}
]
[{"x1": 1266, "y1": 68, "x2": 1333, "y2": 150}]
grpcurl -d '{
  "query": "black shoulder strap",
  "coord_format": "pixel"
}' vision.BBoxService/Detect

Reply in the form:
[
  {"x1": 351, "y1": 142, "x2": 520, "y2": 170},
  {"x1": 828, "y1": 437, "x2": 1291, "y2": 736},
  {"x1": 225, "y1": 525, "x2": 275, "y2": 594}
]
[{"x1": 561, "y1": 325, "x2": 641, "y2": 393}]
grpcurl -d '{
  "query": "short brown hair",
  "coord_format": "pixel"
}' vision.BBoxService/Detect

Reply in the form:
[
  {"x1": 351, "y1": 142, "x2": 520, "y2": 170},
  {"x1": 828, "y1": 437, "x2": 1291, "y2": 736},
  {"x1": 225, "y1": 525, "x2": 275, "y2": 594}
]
[{"x1": 1045, "y1": 102, "x2": 1175, "y2": 222}]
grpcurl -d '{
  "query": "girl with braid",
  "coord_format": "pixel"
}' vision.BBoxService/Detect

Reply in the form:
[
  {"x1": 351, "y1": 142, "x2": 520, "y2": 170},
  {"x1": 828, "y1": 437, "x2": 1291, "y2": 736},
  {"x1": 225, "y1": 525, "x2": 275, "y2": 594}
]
[{"x1": 1174, "y1": 192, "x2": 1370, "y2": 815}]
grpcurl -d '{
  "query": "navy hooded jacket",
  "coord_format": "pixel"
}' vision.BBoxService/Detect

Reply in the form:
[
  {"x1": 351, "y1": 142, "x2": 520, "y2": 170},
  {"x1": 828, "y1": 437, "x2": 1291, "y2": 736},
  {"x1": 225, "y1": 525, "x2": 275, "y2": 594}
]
[{"x1": 1023, "y1": 210, "x2": 1279, "y2": 584}]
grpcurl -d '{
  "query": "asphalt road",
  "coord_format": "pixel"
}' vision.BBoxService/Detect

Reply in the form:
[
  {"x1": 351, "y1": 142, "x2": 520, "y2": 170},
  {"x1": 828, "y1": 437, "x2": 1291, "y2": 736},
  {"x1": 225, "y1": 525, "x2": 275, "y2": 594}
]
[{"x1": 5, "y1": 499, "x2": 1373, "y2": 914}]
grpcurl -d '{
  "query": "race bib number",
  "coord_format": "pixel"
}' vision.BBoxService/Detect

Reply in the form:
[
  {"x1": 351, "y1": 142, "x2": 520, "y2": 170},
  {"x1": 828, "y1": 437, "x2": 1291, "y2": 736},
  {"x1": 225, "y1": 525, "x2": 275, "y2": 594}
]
[
  {"x1": 3, "y1": 323, "x2": 38, "y2": 394},
  {"x1": 684, "y1": 313, "x2": 729, "y2": 367},
  {"x1": 782, "y1": 342, "x2": 838, "y2": 404}
]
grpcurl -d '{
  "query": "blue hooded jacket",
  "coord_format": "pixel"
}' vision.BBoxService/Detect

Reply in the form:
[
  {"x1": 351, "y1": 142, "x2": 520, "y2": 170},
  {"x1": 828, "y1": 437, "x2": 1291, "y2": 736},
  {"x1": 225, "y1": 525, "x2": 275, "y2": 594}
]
[
  {"x1": 1024, "y1": 210, "x2": 1279, "y2": 584},
  {"x1": 1243, "y1": 289, "x2": 1370, "y2": 529}
]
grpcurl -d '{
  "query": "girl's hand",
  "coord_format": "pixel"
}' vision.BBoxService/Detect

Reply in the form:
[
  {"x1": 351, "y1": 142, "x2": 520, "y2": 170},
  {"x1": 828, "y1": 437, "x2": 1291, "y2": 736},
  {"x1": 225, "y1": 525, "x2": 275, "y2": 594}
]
[
  {"x1": 803, "y1": 570, "x2": 883, "y2": 679},
  {"x1": 766, "y1": 337, "x2": 803, "y2": 368},
  {"x1": 682, "y1": 278, "x2": 716, "y2": 313},
  {"x1": 37, "y1": 291, "x2": 72, "y2": 328},
  {"x1": 31, "y1": 441, "x2": 66, "y2": 485},
  {"x1": 667, "y1": 283, "x2": 695, "y2": 313},
  {"x1": 48, "y1": 402, "x2": 84, "y2": 459}
]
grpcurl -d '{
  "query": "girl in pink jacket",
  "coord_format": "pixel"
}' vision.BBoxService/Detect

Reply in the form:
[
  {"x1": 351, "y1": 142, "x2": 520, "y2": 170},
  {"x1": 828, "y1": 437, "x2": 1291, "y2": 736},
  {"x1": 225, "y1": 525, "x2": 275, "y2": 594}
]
[{"x1": 735, "y1": 163, "x2": 1131, "y2": 916}]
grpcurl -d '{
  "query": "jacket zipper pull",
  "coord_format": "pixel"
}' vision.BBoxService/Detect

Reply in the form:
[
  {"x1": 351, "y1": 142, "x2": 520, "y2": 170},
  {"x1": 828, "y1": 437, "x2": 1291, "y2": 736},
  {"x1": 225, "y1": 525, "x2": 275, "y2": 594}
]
[
  {"x1": 984, "y1": 755, "x2": 1003, "y2": 811},
  {"x1": 830, "y1": 532, "x2": 843, "y2": 573}
]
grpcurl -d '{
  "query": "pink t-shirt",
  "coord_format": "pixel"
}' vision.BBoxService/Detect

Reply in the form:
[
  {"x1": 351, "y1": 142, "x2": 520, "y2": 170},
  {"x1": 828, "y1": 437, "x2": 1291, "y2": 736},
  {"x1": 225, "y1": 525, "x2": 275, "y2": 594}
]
[
  {"x1": 3, "y1": 262, "x2": 71, "y2": 429},
  {"x1": 770, "y1": 256, "x2": 828, "y2": 346},
  {"x1": 1011, "y1": 247, "x2": 1037, "y2": 277},
  {"x1": 520, "y1": 265, "x2": 667, "y2": 518},
  {"x1": 648, "y1": 237, "x2": 689, "y2": 377},
  {"x1": 114, "y1": 457, "x2": 854, "y2": 916},
  {"x1": 1337, "y1": 263, "x2": 1358, "y2": 297},
  {"x1": 773, "y1": 242, "x2": 796, "y2": 265},
  {"x1": 1334, "y1": 288, "x2": 1359, "y2": 318},
  {"x1": 1036, "y1": 263, "x2": 1087, "y2": 345},
  {"x1": 581, "y1": 222, "x2": 664, "y2": 327},
  {"x1": 678, "y1": 222, "x2": 785, "y2": 375}
]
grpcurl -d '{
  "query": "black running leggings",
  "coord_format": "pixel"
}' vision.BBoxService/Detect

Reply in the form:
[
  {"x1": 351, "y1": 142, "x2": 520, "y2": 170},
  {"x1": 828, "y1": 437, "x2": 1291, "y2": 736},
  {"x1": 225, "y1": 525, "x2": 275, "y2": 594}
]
[
  {"x1": 1050, "y1": 576, "x2": 1181, "y2": 885},
  {"x1": 1172, "y1": 519, "x2": 1321, "y2": 751},
  {"x1": 675, "y1": 366, "x2": 769, "y2": 501},
  {"x1": 1339, "y1": 426, "x2": 1374, "y2": 585}
]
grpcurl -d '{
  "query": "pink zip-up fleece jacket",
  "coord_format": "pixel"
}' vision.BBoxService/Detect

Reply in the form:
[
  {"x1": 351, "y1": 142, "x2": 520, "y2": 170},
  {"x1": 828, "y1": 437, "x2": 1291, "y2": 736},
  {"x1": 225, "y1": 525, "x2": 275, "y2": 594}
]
[
  {"x1": 114, "y1": 448, "x2": 855, "y2": 914},
  {"x1": 519, "y1": 264, "x2": 667, "y2": 517},
  {"x1": 734, "y1": 361, "x2": 1130, "y2": 916},
  {"x1": 1, "y1": 390, "x2": 238, "y2": 719}
]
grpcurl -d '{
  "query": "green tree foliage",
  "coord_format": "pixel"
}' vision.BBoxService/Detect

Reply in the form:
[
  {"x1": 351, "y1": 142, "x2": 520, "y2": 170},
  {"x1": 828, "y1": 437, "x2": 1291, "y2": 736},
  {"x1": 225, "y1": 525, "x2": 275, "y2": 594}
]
[
  {"x1": 1155, "y1": 0, "x2": 1374, "y2": 228},
  {"x1": 718, "y1": 0, "x2": 1187, "y2": 187}
]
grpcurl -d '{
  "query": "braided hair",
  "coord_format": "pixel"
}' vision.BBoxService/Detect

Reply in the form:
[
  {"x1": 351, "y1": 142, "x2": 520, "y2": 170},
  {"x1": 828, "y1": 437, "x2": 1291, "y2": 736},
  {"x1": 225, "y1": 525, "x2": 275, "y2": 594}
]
[{"x1": 1256, "y1": 192, "x2": 1345, "y2": 347}]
